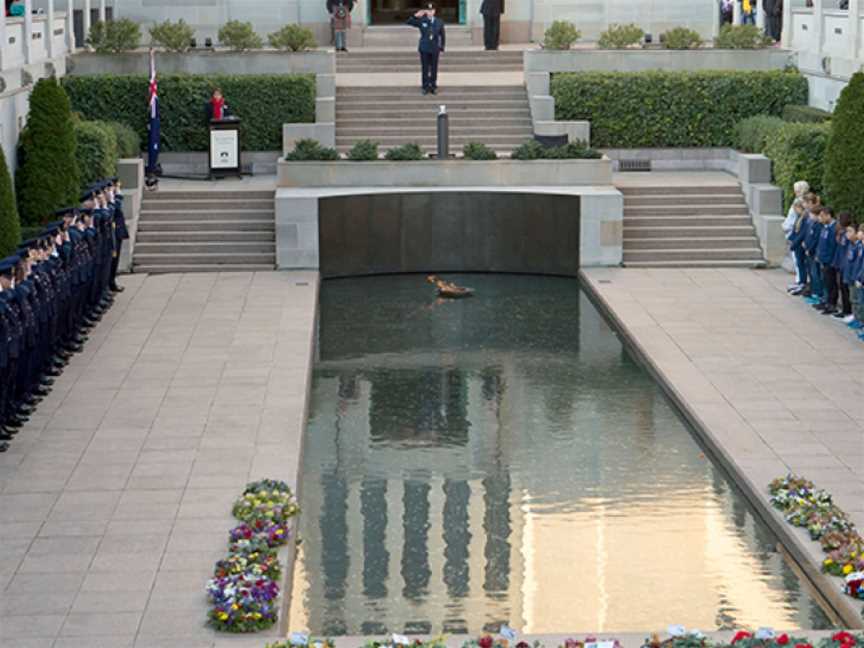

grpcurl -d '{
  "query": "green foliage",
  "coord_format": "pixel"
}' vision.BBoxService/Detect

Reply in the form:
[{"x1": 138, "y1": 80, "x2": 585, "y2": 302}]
[
  {"x1": 87, "y1": 19, "x2": 141, "y2": 53},
  {"x1": 62, "y1": 74, "x2": 315, "y2": 152},
  {"x1": 462, "y1": 142, "x2": 497, "y2": 160},
  {"x1": 511, "y1": 139, "x2": 601, "y2": 160},
  {"x1": 714, "y1": 24, "x2": 772, "y2": 49},
  {"x1": 0, "y1": 146, "x2": 21, "y2": 258},
  {"x1": 385, "y1": 143, "x2": 424, "y2": 161},
  {"x1": 662, "y1": 26, "x2": 703, "y2": 49},
  {"x1": 16, "y1": 78, "x2": 80, "y2": 227},
  {"x1": 543, "y1": 20, "x2": 581, "y2": 50},
  {"x1": 597, "y1": 23, "x2": 644, "y2": 49},
  {"x1": 106, "y1": 121, "x2": 141, "y2": 157},
  {"x1": 284, "y1": 139, "x2": 339, "y2": 161},
  {"x1": 268, "y1": 24, "x2": 317, "y2": 51},
  {"x1": 552, "y1": 69, "x2": 808, "y2": 147},
  {"x1": 74, "y1": 121, "x2": 119, "y2": 187},
  {"x1": 822, "y1": 71, "x2": 864, "y2": 219},
  {"x1": 346, "y1": 139, "x2": 380, "y2": 161},
  {"x1": 765, "y1": 122, "x2": 830, "y2": 208},
  {"x1": 149, "y1": 19, "x2": 195, "y2": 52},
  {"x1": 218, "y1": 20, "x2": 263, "y2": 51},
  {"x1": 733, "y1": 114, "x2": 785, "y2": 153},
  {"x1": 783, "y1": 103, "x2": 832, "y2": 123}
]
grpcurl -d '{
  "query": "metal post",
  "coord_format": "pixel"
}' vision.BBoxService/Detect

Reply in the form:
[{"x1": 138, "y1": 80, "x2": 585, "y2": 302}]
[
  {"x1": 437, "y1": 105, "x2": 449, "y2": 159},
  {"x1": 23, "y1": 0, "x2": 33, "y2": 64}
]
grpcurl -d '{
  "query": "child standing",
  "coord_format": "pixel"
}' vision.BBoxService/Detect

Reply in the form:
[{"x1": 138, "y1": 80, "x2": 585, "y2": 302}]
[
  {"x1": 788, "y1": 199, "x2": 810, "y2": 295},
  {"x1": 833, "y1": 213, "x2": 854, "y2": 319},
  {"x1": 815, "y1": 207, "x2": 838, "y2": 315},
  {"x1": 803, "y1": 200, "x2": 824, "y2": 303}
]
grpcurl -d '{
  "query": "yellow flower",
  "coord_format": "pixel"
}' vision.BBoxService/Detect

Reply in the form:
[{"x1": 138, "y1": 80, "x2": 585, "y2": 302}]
[
  {"x1": 825, "y1": 558, "x2": 834, "y2": 565},
  {"x1": 232, "y1": 603, "x2": 240, "y2": 610},
  {"x1": 218, "y1": 612, "x2": 229, "y2": 621},
  {"x1": 253, "y1": 612, "x2": 262, "y2": 619},
  {"x1": 843, "y1": 564, "x2": 854, "y2": 574}
]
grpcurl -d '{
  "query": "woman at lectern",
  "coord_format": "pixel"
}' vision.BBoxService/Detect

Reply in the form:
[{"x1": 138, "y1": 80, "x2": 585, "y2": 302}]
[{"x1": 205, "y1": 88, "x2": 228, "y2": 122}]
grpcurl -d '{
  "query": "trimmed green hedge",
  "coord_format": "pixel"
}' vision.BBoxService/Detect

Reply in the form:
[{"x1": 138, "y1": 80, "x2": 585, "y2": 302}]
[
  {"x1": 782, "y1": 104, "x2": 832, "y2": 123},
  {"x1": 0, "y1": 146, "x2": 21, "y2": 258},
  {"x1": 74, "y1": 120, "x2": 118, "y2": 187},
  {"x1": 733, "y1": 114, "x2": 785, "y2": 153},
  {"x1": 765, "y1": 122, "x2": 830, "y2": 209},
  {"x1": 822, "y1": 71, "x2": 864, "y2": 218},
  {"x1": 62, "y1": 74, "x2": 316, "y2": 152},
  {"x1": 552, "y1": 70, "x2": 808, "y2": 148}
]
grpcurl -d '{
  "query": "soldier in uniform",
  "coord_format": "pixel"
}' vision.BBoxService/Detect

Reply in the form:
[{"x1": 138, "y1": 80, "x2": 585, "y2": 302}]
[
  {"x1": 407, "y1": 3, "x2": 446, "y2": 95},
  {"x1": 480, "y1": 0, "x2": 504, "y2": 50}
]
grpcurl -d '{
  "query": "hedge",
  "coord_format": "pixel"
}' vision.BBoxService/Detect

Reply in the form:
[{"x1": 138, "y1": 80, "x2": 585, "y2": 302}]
[
  {"x1": 733, "y1": 114, "x2": 785, "y2": 154},
  {"x1": 62, "y1": 74, "x2": 316, "y2": 152},
  {"x1": 74, "y1": 120, "x2": 118, "y2": 187},
  {"x1": 764, "y1": 122, "x2": 830, "y2": 209},
  {"x1": 822, "y1": 71, "x2": 864, "y2": 218},
  {"x1": 551, "y1": 70, "x2": 808, "y2": 147},
  {"x1": 0, "y1": 146, "x2": 20, "y2": 258},
  {"x1": 783, "y1": 104, "x2": 832, "y2": 124}
]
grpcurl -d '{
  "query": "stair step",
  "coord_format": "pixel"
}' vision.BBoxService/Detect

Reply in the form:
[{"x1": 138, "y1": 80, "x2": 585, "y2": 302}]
[
  {"x1": 624, "y1": 260, "x2": 767, "y2": 268},
  {"x1": 625, "y1": 205, "x2": 750, "y2": 216},
  {"x1": 624, "y1": 237, "x2": 760, "y2": 250},
  {"x1": 140, "y1": 200, "x2": 273, "y2": 211},
  {"x1": 135, "y1": 242, "x2": 275, "y2": 254},
  {"x1": 136, "y1": 231, "x2": 275, "y2": 243},
  {"x1": 134, "y1": 264, "x2": 276, "y2": 274},
  {"x1": 140, "y1": 212, "x2": 275, "y2": 221},
  {"x1": 617, "y1": 185, "x2": 742, "y2": 196},
  {"x1": 623, "y1": 216, "x2": 753, "y2": 227},
  {"x1": 625, "y1": 195, "x2": 747, "y2": 207},
  {"x1": 623, "y1": 248, "x2": 765, "y2": 262},
  {"x1": 337, "y1": 100, "x2": 528, "y2": 110},
  {"x1": 134, "y1": 252, "x2": 276, "y2": 265},
  {"x1": 337, "y1": 126, "x2": 531, "y2": 136},
  {"x1": 623, "y1": 225, "x2": 757, "y2": 238},
  {"x1": 137, "y1": 220, "x2": 275, "y2": 232},
  {"x1": 143, "y1": 190, "x2": 274, "y2": 201},
  {"x1": 337, "y1": 108, "x2": 530, "y2": 119}
]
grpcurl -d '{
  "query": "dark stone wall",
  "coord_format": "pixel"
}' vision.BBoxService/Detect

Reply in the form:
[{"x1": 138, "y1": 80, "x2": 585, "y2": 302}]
[{"x1": 318, "y1": 192, "x2": 581, "y2": 278}]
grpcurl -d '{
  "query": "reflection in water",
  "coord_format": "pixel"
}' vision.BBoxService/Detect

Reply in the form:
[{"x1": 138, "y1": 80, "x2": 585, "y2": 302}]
[{"x1": 290, "y1": 275, "x2": 834, "y2": 635}]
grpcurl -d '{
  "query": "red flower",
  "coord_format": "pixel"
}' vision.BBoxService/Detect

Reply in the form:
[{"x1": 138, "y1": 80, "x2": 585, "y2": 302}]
[
  {"x1": 732, "y1": 632, "x2": 752, "y2": 644},
  {"x1": 777, "y1": 635, "x2": 790, "y2": 646},
  {"x1": 794, "y1": 644, "x2": 813, "y2": 648},
  {"x1": 833, "y1": 633, "x2": 855, "y2": 645},
  {"x1": 479, "y1": 636, "x2": 494, "y2": 648}
]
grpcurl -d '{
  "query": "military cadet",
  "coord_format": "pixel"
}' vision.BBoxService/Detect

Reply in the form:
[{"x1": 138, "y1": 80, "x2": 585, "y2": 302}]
[
  {"x1": 106, "y1": 178, "x2": 128, "y2": 293},
  {"x1": 407, "y1": 3, "x2": 446, "y2": 95}
]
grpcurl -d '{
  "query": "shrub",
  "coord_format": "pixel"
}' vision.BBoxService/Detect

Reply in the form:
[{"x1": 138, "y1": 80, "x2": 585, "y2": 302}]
[
  {"x1": 462, "y1": 142, "x2": 497, "y2": 160},
  {"x1": 543, "y1": 20, "x2": 581, "y2": 50},
  {"x1": 106, "y1": 121, "x2": 141, "y2": 157},
  {"x1": 511, "y1": 139, "x2": 601, "y2": 160},
  {"x1": 268, "y1": 24, "x2": 317, "y2": 51},
  {"x1": 597, "y1": 23, "x2": 644, "y2": 49},
  {"x1": 551, "y1": 69, "x2": 808, "y2": 147},
  {"x1": 63, "y1": 74, "x2": 315, "y2": 152},
  {"x1": 765, "y1": 122, "x2": 830, "y2": 208},
  {"x1": 346, "y1": 139, "x2": 379, "y2": 161},
  {"x1": 16, "y1": 78, "x2": 79, "y2": 227},
  {"x1": 822, "y1": 71, "x2": 864, "y2": 219},
  {"x1": 218, "y1": 20, "x2": 263, "y2": 51},
  {"x1": 74, "y1": 121, "x2": 119, "y2": 186},
  {"x1": 662, "y1": 27, "x2": 703, "y2": 50},
  {"x1": 714, "y1": 24, "x2": 772, "y2": 49},
  {"x1": 0, "y1": 146, "x2": 20, "y2": 258},
  {"x1": 733, "y1": 114, "x2": 785, "y2": 153},
  {"x1": 385, "y1": 143, "x2": 424, "y2": 161},
  {"x1": 87, "y1": 18, "x2": 141, "y2": 53},
  {"x1": 149, "y1": 19, "x2": 195, "y2": 52},
  {"x1": 284, "y1": 139, "x2": 339, "y2": 161},
  {"x1": 782, "y1": 104, "x2": 832, "y2": 123}
]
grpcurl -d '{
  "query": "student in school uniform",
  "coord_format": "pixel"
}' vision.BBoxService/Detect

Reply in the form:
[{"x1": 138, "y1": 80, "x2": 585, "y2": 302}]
[
  {"x1": 839, "y1": 220, "x2": 859, "y2": 323},
  {"x1": 803, "y1": 200, "x2": 824, "y2": 303},
  {"x1": 788, "y1": 199, "x2": 810, "y2": 295},
  {"x1": 852, "y1": 225, "x2": 864, "y2": 335},
  {"x1": 832, "y1": 212, "x2": 854, "y2": 320},
  {"x1": 815, "y1": 206, "x2": 838, "y2": 315}
]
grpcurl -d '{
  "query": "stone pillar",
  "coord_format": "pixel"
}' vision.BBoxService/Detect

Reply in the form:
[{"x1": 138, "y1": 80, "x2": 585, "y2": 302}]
[
  {"x1": 781, "y1": 0, "x2": 793, "y2": 47},
  {"x1": 46, "y1": 0, "x2": 55, "y2": 58},
  {"x1": 82, "y1": 0, "x2": 91, "y2": 44},
  {"x1": 711, "y1": 0, "x2": 721, "y2": 37},
  {"x1": 756, "y1": 0, "x2": 766, "y2": 29},
  {"x1": 23, "y1": 0, "x2": 33, "y2": 64},
  {"x1": 848, "y1": 0, "x2": 861, "y2": 59},
  {"x1": 812, "y1": 0, "x2": 824, "y2": 58},
  {"x1": 98, "y1": 0, "x2": 105, "y2": 23},
  {"x1": 733, "y1": 0, "x2": 742, "y2": 24},
  {"x1": 66, "y1": 0, "x2": 75, "y2": 51},
  {"x1": 0, "y1": 9, "x2": 7, "y2": 70}
]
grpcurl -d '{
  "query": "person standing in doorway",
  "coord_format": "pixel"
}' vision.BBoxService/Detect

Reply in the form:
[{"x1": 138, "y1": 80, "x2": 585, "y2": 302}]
[
  {"x1": 407, "y1": 3, "x2": 446, "y2": 96},
  {"x1": 480, "y1": 0, "x2": 504, "y2": 50},
  {"x1": 740, "y1": 0, "x2": 756, "y2": 24},
  {"x1": 327, "y1": 0, "x2": 355, "y2": 51}
]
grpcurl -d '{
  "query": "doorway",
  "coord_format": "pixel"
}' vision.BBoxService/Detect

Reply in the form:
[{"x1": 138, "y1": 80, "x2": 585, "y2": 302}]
[{"x1": 368, "y1": 0, "x2": 463, "y2": 24}]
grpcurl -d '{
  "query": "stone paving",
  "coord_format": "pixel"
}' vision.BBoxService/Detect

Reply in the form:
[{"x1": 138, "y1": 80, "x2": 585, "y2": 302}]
[
  {"x1": 0, "y1": 271, "x2": 318, "y2": 648},
  {"x1": 583, "y1": 267, "x2": 864, "y2": 624}
]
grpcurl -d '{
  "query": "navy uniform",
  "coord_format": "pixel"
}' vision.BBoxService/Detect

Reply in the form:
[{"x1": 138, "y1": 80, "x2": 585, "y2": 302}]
[
  {"x1": 106, "y1": 178, "x2": 128, "y2": 293},
  {"x1": 480, "y1": 0, "x2": 504, "y2": 50},
  {"x1": 407, "y1": 4, "x2": 446, "y2": 95}
]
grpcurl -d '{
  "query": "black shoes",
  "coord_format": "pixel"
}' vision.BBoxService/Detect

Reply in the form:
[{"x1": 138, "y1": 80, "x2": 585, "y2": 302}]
[
  {"x1": 422, "y1": 88, "x2": 429, "y2": 95},
  {"x1": 110, "y1": 284, "x2": 125, "y2": 293}
]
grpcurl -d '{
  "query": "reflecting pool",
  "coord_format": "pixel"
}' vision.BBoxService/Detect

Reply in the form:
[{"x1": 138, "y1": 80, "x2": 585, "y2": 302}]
[{"x1": 289, "y1": 275, "x2": 834, "y2": 635}]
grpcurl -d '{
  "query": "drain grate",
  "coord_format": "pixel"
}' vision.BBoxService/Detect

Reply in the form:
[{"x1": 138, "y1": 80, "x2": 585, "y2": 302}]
[{"x1": 619, "y1": 159, "x2": 652, "y2": 172}]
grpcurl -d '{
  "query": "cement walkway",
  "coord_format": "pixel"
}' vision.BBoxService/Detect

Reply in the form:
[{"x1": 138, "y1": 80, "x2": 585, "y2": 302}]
[
  {"x1": 0, "y1": 271, "x2": 318, "y2": 648},
  {"x1": 583, "y1": 267, "x2": 864, "y2": 626}
]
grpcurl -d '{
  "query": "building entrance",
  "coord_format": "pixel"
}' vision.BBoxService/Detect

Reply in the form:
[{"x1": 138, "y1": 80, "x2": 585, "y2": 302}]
[{"x1": 368, "y1": 0, "x2": 463, "y2": 24}]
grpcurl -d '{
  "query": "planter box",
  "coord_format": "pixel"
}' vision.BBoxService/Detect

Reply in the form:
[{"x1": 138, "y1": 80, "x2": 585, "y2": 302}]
[
  {"x1": 68, "y1": 50, "x2": 335, "y2": 77},
  {"x1": 277, "y1": 158, "x2": 613, "y2": 188}
]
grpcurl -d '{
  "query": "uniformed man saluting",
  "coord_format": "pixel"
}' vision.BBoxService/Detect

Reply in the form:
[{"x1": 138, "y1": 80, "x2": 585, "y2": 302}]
[{"x1": 407, "y1": 3, "x2": 446, "y2": 95}]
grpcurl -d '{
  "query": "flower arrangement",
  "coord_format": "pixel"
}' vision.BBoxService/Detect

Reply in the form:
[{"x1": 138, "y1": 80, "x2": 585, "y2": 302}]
[
  {"x1": 818, "y1": 632, "x2": 864, "y2": 648},
  {"x1": 205, "y1": 478, "x2": 301, "y2": 633},
  {"x1": 769, "y1": 474, "x2": 864, "y2": 604},
  {"x1": 365, "y1": 637, "x2": 448, "y2": 648},
  {"x1": 563, "y1": 637, "x2": 623, "y2": 648},
  {"x1": 719, "y1": 630, "x2": 811, "y2": 648},
  {"x1": 266, "y1": 634, "x2": 336, "y2": 648},
  {"x1": 644, "y1": 629, "x2": 710, "y2": 648}
]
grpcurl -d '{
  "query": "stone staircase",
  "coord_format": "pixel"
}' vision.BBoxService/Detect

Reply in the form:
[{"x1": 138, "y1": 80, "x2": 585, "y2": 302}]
[
  {"x1": 358, "y1": 25, "x2": 475, "y2": 49},
  {"x1": 336, "y1": 85, "x2": 532, "y2": 154},
  {"x1": 336, "y1": 48, "x2": 523, "y2": 73},
  {"x1": 133, "y1": 190, "x2": 276, "y2": 274},
  {"x1": 621, "y1": 185, "x2": 765, "y2": 267}
]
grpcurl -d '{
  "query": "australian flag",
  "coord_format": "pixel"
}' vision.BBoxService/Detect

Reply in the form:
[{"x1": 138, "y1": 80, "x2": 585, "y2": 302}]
[{"x1": 146, "y1": 48, "x2": 160, "y2": 175}]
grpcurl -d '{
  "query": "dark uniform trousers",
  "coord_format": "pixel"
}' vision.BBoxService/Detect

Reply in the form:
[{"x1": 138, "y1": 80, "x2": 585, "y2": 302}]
[
  {"x1": 421, "y1": 51, "x2": 440, "y2": 91},
  {"x1": 483, "y1": 14, "x2": 501, "y2": 50}
]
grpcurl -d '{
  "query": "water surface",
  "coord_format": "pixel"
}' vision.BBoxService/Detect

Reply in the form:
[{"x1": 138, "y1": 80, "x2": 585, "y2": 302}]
[{"x1": 290, "y1": 275, "x2": 833, "y2": 635}]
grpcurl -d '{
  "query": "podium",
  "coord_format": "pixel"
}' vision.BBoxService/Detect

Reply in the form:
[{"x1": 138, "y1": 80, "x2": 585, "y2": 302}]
[{"x1": 209, "y1": 118, "x2": 242, "y2": 179}]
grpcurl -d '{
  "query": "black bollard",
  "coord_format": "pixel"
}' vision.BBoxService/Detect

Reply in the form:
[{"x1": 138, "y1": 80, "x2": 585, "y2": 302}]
[{"x1": 437, "y1": 105, "x2": 449, "y2": 159}]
